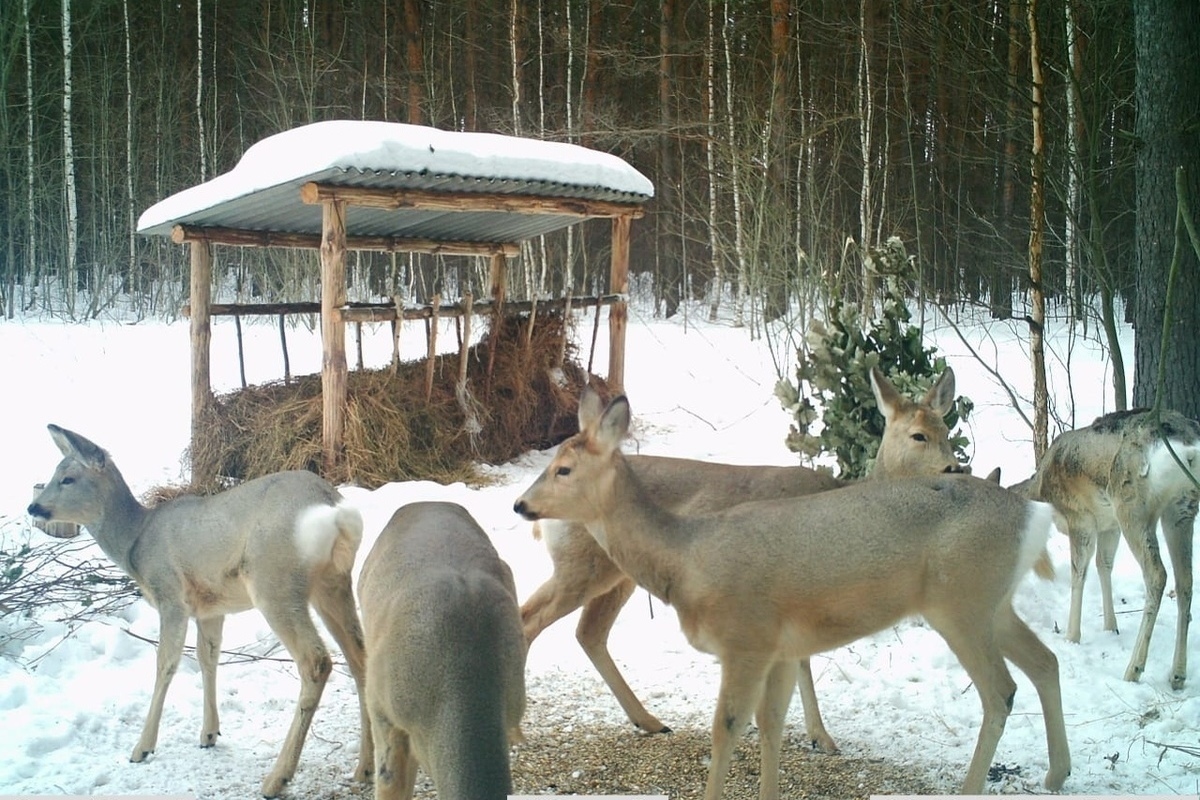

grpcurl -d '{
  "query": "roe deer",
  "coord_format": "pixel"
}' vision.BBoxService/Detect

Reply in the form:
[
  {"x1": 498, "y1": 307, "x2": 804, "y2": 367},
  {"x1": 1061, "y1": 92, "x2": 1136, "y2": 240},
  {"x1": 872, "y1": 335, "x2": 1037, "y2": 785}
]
[
  {"x1": 513, "y1": 389, "x2": 1070, "y2": 800},
  {"x1": 1020, "y1": 408, "x2": 1199, "y2": 689},
  {"x1": 26, "y1": 425, "x2": 371, "y2": 798},
  {"x1": 520, "y1": 366, "x2": 960, "y2": 751},
  {"x1": 358, "y1": 501, "x2": 526, "y2": 800}
]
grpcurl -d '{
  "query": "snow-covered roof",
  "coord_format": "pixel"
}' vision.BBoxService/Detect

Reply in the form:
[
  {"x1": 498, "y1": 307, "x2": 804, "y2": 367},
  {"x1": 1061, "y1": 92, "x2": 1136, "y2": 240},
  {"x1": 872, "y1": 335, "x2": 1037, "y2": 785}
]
[{"x1": 137, "y1": 120, "x2": 654, "y2": 244}]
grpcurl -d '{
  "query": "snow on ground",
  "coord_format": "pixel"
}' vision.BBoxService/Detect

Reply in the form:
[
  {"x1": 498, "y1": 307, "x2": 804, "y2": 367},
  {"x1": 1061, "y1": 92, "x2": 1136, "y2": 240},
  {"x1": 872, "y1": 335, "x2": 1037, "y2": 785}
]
[{"x1": 1, "y1": 298, "x2": 1198, "y2": 798}]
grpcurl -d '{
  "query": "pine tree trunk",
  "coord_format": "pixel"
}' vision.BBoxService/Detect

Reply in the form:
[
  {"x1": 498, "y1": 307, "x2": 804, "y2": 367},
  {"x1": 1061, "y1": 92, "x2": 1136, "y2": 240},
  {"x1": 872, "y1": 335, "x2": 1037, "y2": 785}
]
[{"x1": 1132, "y1": 0, "x2": 1200, "y2": 416}]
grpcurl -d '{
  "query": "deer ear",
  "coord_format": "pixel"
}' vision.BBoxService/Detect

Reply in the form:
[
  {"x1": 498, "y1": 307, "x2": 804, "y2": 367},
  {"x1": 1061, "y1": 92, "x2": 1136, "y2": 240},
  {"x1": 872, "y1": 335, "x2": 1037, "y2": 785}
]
[
  {"x1": 48, "y1": 424, "x2": 107, "y2": 470},
  {"x1": 925, "y1": 367, "x2": 956, "y2": 417},
  {"x1": 870, "y1": 366, "x2": 902, "y2": 420},
  {"x1": 595, "y1": 396, "x2": 631, "y2": 450},
  {"x1": 578, "y1": 386, "x2": 605, "y2": 432}
]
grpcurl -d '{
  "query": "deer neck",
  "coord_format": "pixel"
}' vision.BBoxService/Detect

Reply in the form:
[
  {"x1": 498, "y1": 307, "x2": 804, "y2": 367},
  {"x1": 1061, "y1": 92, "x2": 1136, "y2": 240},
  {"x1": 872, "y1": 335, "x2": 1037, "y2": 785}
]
[
  {"x1": 589, "y1": 453, "x2": 691, "y2": 605},
  {"x1": 89, "y1": 467, "x2": 152, "y2": 578}
]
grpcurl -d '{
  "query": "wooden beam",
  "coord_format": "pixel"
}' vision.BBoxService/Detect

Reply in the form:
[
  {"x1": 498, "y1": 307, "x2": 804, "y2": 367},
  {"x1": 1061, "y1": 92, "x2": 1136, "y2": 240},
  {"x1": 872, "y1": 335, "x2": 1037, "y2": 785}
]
[
  {"x1": 179, "y1": 294, "x2": 623, "y2": 320},
  {"x1": 607, "y1": 215, "x2": 632, "y2": 394},
  {"x1": 189, "y1": 239, "x2": 214, "y2": 486},
  {"x1": 172, "y1": 223, "x2": 519, "y2": 257},
  {"x1": 300, "y1": 182, "x2": 646, "y2": 220},
  {"x1": 320, "y1": 200, "x2": 349, "y2": 476}
]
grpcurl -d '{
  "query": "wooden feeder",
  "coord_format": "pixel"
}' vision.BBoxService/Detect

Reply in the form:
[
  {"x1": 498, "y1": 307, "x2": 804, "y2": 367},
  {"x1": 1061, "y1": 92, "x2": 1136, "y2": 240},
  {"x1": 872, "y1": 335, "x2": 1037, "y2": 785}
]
[{"x1": 136, "y1": 121, "x2": 653, "y2": 485}]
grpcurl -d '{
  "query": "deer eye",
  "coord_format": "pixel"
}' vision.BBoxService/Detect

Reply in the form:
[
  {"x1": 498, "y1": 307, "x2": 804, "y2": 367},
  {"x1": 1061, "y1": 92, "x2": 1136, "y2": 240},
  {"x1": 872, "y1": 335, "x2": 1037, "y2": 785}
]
[
  {"x1": 555, "y1": 466, "x2": 572, "y2": 477},
  {"x1": 61, "y1": 477, "x2": 76, "y2": 486},
  {"x1": 911, "y1": 433, "x2": 928, "y2": 443}
]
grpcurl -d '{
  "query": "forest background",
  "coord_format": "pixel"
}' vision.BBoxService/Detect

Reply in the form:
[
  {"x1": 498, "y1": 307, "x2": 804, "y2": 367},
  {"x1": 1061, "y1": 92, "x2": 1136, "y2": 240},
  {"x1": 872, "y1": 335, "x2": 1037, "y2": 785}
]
[{"x1": 1, "y1": 0, "x2": 1198, "y2": 422}]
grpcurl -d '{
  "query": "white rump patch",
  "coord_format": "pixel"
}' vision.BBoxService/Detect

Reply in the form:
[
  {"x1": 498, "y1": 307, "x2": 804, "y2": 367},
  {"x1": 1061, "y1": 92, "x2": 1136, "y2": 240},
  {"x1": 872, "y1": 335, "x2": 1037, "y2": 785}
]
[
  {"x1": 294, "y1": 502, "x2": 364, "y2": 569},
  {"x1": 1015, "y1": 500, "x2": 1055, "y2": 586},
  {"x1": 1145, "y1": 439, "x2": 1200, "y2": 493}
]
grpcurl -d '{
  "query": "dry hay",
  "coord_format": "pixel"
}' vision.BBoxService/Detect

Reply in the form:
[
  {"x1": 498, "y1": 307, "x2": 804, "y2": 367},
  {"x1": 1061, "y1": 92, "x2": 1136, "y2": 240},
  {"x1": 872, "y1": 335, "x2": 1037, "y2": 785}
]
[{"x1": 189, "y1": 312, "x2": 602, "y2": 491}]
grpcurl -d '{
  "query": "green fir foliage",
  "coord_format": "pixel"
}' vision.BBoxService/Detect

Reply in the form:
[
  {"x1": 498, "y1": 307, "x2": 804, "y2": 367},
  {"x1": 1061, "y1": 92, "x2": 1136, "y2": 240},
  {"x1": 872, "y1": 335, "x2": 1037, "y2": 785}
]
[{"x1": 775, "y1": 239, "x2": 973, "y2": 479}]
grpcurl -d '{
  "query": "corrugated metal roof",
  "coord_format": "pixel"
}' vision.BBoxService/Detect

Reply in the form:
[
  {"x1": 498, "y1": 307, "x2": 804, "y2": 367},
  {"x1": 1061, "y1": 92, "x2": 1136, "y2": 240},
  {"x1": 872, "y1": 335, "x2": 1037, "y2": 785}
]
[{"x1": 137, "y1": 123, "x2": 653, "y2": 245}]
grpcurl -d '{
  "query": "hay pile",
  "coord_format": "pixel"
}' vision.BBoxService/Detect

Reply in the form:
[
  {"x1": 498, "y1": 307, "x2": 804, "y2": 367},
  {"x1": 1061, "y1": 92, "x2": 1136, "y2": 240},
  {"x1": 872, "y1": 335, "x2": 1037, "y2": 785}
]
[{"x1": 190, "y1": 313, "x2": 603, "y2": 490}]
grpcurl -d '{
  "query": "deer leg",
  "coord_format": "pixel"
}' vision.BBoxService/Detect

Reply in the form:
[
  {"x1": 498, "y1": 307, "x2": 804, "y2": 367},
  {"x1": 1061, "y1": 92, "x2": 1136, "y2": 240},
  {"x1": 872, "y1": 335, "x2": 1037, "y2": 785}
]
[
  {"x1": 706, "y1": 656, "x2": 771, "y2": 800},
  {"x1": 258, "y1": 599, "x2": 332, "y2": 798},
  {"x1": 756, "y1": 660, "x2": 798, "y2": 800},
  {"x1": 576, "y1": 577, "x2": 671, "y2": 734},
  {"x1": 1115, "y1": 508, "x2": 1167, "y2": 684},
  {"x1": 194, "y1": 615, "x2": 224, "y2": 749},
  {"x1": 132, "y1": 607, "x2": 189, "y2": 763},
  {"x1": 1160, "y1": 497, "x2": 1195, "y2": 690},
  {"x1": 795, "y1": 658, "x2": 837, "y2": 753},
  {"x1": 926, "y1": 613, "x2": 1016, "y2": 795},
  {"x1": 521, "y1": 528, "x2": 626, "y2": 645},
  {"x1": 1094, "y1": 526, "x2": 1123, "y2": 634},
  {"x1": 311, "y1": 570, "x2": 373, "y2": 782},
  {"x1": 995, "y1": 605, "x2": 1071, "y2": 790},
  {"x1": 370, "y1": 707, "x2": 417, "y2": 800},
  {"x1": 1066, "y1": 522, "x2": 1097, "y2": 643}
]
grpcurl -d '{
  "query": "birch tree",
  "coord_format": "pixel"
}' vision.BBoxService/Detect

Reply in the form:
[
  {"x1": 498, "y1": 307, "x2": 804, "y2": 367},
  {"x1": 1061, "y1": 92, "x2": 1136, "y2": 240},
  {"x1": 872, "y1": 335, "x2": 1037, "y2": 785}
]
[
  {"x1": 1027, "y1": 0, "x2": 1048, "y2": 459},
  {"x1": 62, "y1": 0, "x2": 78, "y2": 316}
]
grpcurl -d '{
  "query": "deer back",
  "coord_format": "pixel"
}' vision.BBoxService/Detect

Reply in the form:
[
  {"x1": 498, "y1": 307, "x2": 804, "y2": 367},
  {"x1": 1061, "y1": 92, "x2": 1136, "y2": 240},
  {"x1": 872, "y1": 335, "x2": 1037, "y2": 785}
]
[
  {"x1": 628, "y1": 454, "x2": 845, "y2": 514},
  {"x1": 1028, "y1": 409, "x2": 1200, "y2": 521},
  {"x1": 358, "y1": 501, "x2": 525, "y2": 798}
]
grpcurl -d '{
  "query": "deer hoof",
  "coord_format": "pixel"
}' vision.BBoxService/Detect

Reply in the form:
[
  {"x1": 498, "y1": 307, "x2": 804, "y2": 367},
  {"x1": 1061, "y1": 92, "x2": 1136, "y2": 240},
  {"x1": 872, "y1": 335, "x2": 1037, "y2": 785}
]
[{"x1": 261, "y1": 773, "x2": 288, "y2": 798}]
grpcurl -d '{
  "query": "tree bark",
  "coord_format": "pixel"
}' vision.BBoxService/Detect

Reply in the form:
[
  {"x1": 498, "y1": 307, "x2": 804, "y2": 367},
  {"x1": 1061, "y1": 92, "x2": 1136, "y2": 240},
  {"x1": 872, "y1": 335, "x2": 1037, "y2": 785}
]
[
  {"x1": 61, "y1": 0, "x2": 78, "y2": 316},
  {"x1": 1027, "y1": 0, "x2": 1048, "y2": 460},
  {"x1": 1132, "y1": 0, "x2": 1200, "y2": 417}
]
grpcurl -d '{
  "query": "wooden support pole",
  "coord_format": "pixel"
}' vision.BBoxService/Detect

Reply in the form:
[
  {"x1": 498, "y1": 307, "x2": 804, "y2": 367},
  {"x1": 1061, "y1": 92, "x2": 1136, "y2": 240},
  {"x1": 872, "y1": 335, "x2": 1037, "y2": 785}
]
[
  {"x1": 486, "y1": 252, "x2": 507, "y2": 383},
  {"x1": 190, "y1": 239, "x2": 214, "y2": 486},
  {"x1": 320, "y1": 200, "x2": 348, "y2": 476},
  {"x1": 425, "y1": 294, "x2": 440, "y2": 402},
  {"x1": 458, "y1": 291, "x2": 474, "y2": 388},
  {"x1": 607, "y1": 215, "x2": 632, "y2": 394}
]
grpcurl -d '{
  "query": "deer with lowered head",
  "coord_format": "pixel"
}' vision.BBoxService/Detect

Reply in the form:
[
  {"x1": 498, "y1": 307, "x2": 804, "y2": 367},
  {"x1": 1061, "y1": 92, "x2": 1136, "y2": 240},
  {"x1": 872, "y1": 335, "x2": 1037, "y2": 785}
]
[
  {"x1": 513, "y1": 388, "x2": 1070, "y2": 799},
  {"x1": 26, "y1": 424, "x2": 371, "y2": 798},
  {"x1": 1018, "y1": 408, "x2": 1199, "y2": 689},
  {"x1": 358, "y1": 501, "x2": 526, "y2": 800},
  {"x1": 520, "y1": 366, "x2": 963, "y2": 752}
]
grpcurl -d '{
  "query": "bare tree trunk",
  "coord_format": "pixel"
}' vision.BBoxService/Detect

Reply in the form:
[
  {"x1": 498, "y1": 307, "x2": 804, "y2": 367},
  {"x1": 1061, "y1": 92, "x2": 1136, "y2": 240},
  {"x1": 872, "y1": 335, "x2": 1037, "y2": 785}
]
[
  {"x1": 464, "y1": 0, "x2": 478, "y2": 129},
  {"x1": 1027, "y1": 0, "x2": 1049, "y2": 460},
  {"x1": 1001, "y1": 0, "x2": 1022, "y2": 221},
  {"x1": 858, "y1": 0, "x2": 875, "y2": 318},
  {"x1": 510, "y1": 0, "x2": 521, "y2": 134},
  {"x1": 402, "y1": 0, "x2": 425, "y2": 124},
  {"x1": 62, "y1": 0, "x2": 78, "y2": 317},
  {"x1": 23, "y1": 0, "x2": 35, "y2": 312},
  {"x1": 722, "y1": 0, "x2": 748, "y2": 329},
  {"x1": 1063, "y1": 0, "x2": 1081, "y2": 323},
  {"x1": 124, "y1": 0, "x2": 138, "y2": 312},
  {"x1": 195, "y1": 0, "x2": 207, "y2": 180},
  {"x1": 706, "y1": 0, "x2": 721, "y2": 322}
]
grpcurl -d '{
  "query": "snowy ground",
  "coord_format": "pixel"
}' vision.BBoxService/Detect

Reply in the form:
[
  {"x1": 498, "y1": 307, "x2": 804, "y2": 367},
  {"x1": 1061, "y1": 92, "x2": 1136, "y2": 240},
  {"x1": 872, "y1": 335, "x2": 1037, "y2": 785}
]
[{"x1": 1, "y1": 298, "x2": 1198, "y2": 798}]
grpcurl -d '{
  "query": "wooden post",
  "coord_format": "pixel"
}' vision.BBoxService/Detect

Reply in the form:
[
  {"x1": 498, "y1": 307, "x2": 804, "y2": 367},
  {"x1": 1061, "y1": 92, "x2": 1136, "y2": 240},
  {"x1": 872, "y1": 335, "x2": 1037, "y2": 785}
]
[
  {"x1": 189, "y1": 239, "x2": 213, "y2": 486},
  {"x1": 486, "y1": 252, "x2": 507, "y2": 383},
  {"x1": 607, "y1": 215, "x2": 631, "y2": 394},
  {"x1": 320, "y1": 200, "x2": 348, "y2": 476},
  {"x1": 425, "y1": 294, "x2": 440, "y2": 402}
]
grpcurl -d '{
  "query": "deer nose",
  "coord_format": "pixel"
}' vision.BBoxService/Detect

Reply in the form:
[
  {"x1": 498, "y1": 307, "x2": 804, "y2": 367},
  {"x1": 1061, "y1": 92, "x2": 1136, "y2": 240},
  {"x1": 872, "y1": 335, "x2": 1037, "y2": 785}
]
[
  {"x1": 513, "y1": 500, "x2": 537, "y2": 520},
  {"x1": 28, "y1": 502, "x2": 49, "y2": 519}
]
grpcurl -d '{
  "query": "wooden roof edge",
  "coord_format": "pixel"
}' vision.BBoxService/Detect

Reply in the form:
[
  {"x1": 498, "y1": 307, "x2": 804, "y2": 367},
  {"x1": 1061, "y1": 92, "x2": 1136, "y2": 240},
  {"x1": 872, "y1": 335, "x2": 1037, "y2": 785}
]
[
  {"x1": 299, "y1": 181, "x2": 647, "y2": 220},
  {"x1": 171, "y1": 223, "x2": 520, "y2": 257}
]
